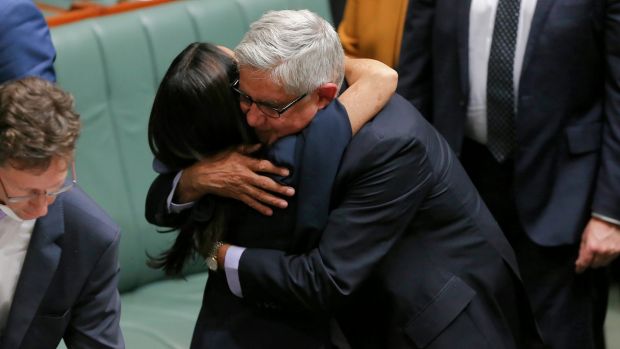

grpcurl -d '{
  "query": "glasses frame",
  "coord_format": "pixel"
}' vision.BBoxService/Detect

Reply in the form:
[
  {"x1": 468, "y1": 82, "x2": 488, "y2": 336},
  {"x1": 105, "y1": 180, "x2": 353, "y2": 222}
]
[
  {"x1": 231, "y1": 79, "x2": 307, "y2": 118},
  {"x1": 0, "y1": 162, "x2": 78, "y2": 204}
]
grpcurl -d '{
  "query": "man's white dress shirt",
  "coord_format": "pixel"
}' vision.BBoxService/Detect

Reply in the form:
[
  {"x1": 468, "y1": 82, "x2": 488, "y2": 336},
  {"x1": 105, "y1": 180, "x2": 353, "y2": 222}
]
[
  {"x1": 466, "y1": 0, "x2": 538, "y2": 144},
  {"x1": 0, "y1": 205, "x2": 36, "y2": 335}
]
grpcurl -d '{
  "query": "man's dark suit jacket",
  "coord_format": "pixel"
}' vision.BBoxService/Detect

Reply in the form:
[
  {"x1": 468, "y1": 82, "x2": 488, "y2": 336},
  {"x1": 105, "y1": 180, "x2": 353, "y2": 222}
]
[
  {"x1": 0, "y1": 0, "x2": 56, "y2": 82},
  {"x1": 0, "y1": 187, "x2": 124, "y2": 349},
  {"x1": 397, "y1": 0, "x2": 620, "y2": 246},
  {"x1": 147, "y1": 95, "x2": 543, "y2": 348}
]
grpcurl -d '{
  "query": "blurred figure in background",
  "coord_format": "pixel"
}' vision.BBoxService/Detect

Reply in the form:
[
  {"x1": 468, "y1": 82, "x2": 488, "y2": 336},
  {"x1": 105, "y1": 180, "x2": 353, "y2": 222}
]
[
  {"x1": 338, "y1": 0, "x2": 409, "y2": 67},
  {"x1": 0, "y1": 0, "x2": 56, "y2": 82},
  {"x1": 330, "y1": 0, "x2": 346, "y2": 26},
  {"x1": 397, "y1": 0, "x2": 620, "y2": 348}
]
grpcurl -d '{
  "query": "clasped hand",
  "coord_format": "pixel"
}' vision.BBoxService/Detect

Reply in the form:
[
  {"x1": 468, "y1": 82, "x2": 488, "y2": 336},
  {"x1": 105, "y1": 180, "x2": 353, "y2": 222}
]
[{"x1": 175, "y1": 144, "x2": 295, "y2": 216}]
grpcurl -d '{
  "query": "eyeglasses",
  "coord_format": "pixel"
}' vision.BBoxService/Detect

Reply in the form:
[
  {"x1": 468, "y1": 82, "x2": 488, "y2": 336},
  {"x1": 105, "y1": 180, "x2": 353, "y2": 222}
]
[
  {"x1": 231, "y1": 79, "x2": 307, "y2": 118},
  {"x1": 0, "y1": 162, "x2": 77, "y2": 204}
]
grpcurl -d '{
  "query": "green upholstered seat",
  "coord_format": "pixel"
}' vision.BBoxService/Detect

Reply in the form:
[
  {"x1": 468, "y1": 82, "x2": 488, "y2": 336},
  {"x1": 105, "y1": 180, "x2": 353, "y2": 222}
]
[{"x1": 50, "y1": 0, "x2": 331, "y2": 347}]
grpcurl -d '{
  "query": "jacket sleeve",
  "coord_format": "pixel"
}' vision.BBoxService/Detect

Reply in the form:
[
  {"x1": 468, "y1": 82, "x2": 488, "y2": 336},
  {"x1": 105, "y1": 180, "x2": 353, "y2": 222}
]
[
  {"x1": 0, "y1": 0, "x2": 56, "y2": 82},
  {"x1": 592, "y1": 0, "x2": 620, "y2": 221},
  {"x1": 237, "y1": 132, "x2": 433, "y2": 313},
  {"x1": 145, "y1": 172, "x2": 192, "y2": 228},
  {"x1": 396, "y1": 0, "x2": 435, "y2": 119},
  {"x1": 63, "y1": 230, "x2": 124, "y2": 349}
]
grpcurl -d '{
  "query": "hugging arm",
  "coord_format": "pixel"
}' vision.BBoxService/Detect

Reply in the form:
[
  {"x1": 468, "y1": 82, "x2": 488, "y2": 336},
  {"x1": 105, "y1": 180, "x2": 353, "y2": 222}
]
[{"x1": 340, "y1": 56, "x2": 397, "y2": 134}]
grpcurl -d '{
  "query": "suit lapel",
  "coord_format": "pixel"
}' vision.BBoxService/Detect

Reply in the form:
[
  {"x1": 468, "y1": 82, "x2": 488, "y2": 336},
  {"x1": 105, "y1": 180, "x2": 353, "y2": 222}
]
[
  {"x1": 1, "y1": 199, "x2": 64, "y2": 349},
  {"x1": 457, "y1": 0, "x2": 473, "y2": 97},
  {"x1": 521, "y1": 0, "x2": 557, "y2": 77}
]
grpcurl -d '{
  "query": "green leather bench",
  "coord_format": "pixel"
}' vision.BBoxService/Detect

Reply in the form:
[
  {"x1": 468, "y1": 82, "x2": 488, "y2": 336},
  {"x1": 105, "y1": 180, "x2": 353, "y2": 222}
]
[{"x1": 49, "y1": 0, "x2": 331, "y2": 347}]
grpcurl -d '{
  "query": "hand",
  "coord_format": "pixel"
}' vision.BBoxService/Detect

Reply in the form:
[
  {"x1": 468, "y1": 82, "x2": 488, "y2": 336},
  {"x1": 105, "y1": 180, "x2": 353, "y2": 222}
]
[
  {"x1": 575, "y1": 216, "x2": 620, "y2": 273},
  {"x1": 175, "y1": 144, "x2": 295, "y2": 215}
]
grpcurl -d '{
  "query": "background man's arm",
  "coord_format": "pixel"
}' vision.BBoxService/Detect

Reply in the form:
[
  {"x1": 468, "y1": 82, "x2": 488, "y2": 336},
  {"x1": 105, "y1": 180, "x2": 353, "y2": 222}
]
[
  {"x1": 0, "y1": 0, "x2": 56, "y2": 82},
  {"x1": 396, "y1": 0, "x2": 435, "y2": 118},
  {"x1": 575, "y1": 2, "x2": 620, "y2": 272}
]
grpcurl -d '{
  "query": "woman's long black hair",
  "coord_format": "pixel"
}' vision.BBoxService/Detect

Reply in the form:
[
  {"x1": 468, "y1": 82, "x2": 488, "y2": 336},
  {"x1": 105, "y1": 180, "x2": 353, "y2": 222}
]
[{"x1": 147, "y1": 42, "x2": 254, "y2": 275}]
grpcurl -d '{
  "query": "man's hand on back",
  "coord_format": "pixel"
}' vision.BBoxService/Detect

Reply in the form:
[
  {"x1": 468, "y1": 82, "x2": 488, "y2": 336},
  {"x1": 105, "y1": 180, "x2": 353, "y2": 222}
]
[{"x1": 175, "y1": 144, "x2": 295, "y2": 216}]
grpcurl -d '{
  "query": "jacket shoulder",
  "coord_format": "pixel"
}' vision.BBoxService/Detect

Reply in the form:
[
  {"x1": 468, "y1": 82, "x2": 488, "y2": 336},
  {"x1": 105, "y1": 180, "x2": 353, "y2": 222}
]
[{"x1": 61, "y1": 188, "x2": 120, "y2": 246}]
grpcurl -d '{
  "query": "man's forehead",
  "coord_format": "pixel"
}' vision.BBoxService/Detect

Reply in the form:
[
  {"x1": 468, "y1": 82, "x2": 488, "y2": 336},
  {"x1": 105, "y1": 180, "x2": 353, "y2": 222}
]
[
  {"x1": 239, "y1": 67, "x2": 275, "y2": 85},
  {"x1": 238, "y1": 68, "x2": 292, "y2": 102},
  {"x1": 0, "y1": 156, "x2": 70, "y2": 176}
]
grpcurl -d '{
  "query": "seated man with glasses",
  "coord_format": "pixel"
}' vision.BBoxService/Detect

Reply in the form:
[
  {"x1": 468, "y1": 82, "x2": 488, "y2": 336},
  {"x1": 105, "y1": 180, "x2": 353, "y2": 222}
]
[{"x1": 0, "y1": 77, "x2": 124, "y2": 349}]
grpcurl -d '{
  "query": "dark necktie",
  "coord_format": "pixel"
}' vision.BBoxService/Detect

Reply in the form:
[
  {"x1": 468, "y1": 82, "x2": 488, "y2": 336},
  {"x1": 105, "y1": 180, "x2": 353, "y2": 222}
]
[{"x1": 487, "y1": 0, "x2": 520, "y2": 162}]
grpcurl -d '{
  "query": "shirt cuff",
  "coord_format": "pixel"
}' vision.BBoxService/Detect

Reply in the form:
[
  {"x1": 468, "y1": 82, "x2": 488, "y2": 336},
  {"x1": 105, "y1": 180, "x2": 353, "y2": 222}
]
[
  {"x1": 167, "y1": 170, "x2": 195, "y2": 213},
  {"x1": 592, "y1": 212, "x2": 620, "y2": 226},
  {"x1": 224, "y1": 245, "x2": 245, "y2": 298}
]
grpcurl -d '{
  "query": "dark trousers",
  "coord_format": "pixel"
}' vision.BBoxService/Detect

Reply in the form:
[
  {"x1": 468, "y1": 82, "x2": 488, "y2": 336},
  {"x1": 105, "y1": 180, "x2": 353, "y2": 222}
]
[{"x1": 460, "y1": 138, "x2": 609, "y2": 349}]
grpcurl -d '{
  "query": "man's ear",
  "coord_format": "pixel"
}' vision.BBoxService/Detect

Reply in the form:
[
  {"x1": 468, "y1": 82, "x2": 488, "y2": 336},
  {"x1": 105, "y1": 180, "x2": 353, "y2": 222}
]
[{"x1": 316, "y1": 83, "x2": 338, "y2": 109}]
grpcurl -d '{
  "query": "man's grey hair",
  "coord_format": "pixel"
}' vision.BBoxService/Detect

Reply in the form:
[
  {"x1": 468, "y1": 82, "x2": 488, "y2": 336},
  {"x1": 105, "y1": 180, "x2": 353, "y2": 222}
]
[{"x1": 235, "y1": 9, "x2": 344, "y2": 95}]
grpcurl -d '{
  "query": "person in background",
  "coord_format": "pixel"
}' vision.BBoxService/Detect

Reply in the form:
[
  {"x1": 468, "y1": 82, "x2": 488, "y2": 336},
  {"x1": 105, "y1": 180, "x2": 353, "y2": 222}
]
[
  {"x1": 148, "y1": 10, "x2": 545, "y2": 349},
  {"x1": 397, "y1": 0, "x2": 620, "y2": 348},
  {"x1": 0, "y1": 77, "x2": 123, "y2": 349},
  {"x1": 330, "y1": 0, "x2": 347, "y2": 26},
  {"x1": 0, "y1": 0, "x2": 56, "y2": 82},
  {"x1": 338, "y1": 0, "x2": 409, "y2": 68}
]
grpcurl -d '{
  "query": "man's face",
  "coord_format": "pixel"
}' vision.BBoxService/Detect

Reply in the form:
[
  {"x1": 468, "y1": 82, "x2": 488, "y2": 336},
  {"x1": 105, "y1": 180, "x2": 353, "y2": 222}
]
[
  {"x1": 238, "y1": 67, "x2": 321, "y2": 144},
  {"x1": 0, "y1": 156, "x2": 70, "y2": 220}
]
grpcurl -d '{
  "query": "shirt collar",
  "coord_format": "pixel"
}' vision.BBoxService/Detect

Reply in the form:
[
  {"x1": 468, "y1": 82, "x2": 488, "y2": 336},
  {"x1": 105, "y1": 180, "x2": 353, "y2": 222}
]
[{"x1": 0, "y1": 204, "x2": 25, "y2": 222}]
